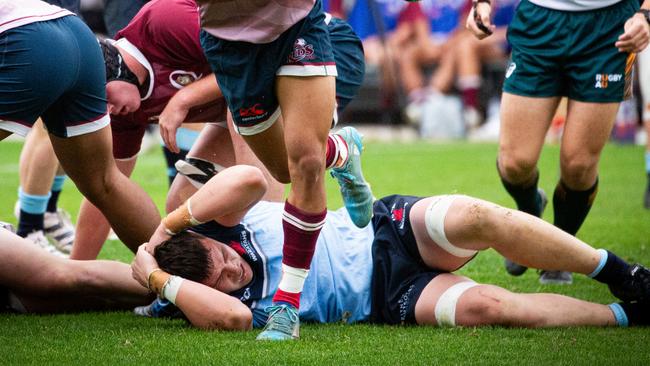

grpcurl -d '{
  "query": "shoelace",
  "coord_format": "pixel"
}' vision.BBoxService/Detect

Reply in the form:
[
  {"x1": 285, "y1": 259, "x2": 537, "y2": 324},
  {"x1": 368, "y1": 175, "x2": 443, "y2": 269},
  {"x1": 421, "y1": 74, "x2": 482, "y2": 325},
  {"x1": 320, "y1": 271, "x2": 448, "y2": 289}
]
[
  {"x1": 263, "y1": 305, "x2": 298, "y2": 334},
  {"x1": 331, "y1": 170, "x2": 357, "y2": 186}
]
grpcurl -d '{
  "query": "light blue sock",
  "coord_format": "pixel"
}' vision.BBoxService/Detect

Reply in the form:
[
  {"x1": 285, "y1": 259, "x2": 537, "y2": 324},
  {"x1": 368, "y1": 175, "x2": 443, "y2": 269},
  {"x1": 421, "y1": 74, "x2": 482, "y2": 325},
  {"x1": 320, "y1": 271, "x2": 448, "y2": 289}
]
[
  {"x1": 587, "y1": 249, "x2": 608, "y2": 278},
  {"x1": 18, "y1": 187, "x2": 51, "y2": 214},
  {"x1": 645, "y1": 151, "x2": 650, "y2": 174},
  {"x1": 608, "y1": 303, "x2": 628, "y2": 327},
  {"x1": 51, "y1": 175, "x2": 66, "y2": 192}
]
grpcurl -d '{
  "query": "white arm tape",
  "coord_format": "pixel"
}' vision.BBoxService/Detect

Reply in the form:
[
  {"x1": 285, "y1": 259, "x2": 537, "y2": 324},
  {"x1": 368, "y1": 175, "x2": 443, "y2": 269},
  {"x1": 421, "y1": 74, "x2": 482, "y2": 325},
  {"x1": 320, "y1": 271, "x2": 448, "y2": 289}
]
[
  {"x1": 187, "y1": 198, "x2": 206, "y2": 226},
  {"x1": 161, "y1": 276, "x2": 184, "y2": 304},
  {"x1": 424, "y1": 195, "x2": 478, "y2": 258},
  {"x1": 434, "y1": 281, "x2": 479, "y2": 327}
]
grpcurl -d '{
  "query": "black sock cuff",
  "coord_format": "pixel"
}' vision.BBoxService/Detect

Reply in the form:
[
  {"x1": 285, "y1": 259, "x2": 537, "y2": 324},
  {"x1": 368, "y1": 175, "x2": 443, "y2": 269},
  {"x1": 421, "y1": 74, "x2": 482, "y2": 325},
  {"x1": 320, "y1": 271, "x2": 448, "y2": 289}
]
[
  {"x1": 619, "y1": 302, "x2": 648, "y2": 326},
  {"x1": 557, "y1": 178, "x2": 599, "y2": 199},
  {"x1": 16, "y1": 211, "x2": 44, "y2": 237}
]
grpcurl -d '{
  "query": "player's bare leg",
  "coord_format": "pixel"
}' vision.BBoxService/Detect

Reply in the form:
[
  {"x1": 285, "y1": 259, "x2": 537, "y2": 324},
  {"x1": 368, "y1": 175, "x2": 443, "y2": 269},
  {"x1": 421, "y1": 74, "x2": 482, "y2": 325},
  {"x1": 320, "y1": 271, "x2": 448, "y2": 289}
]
[
  {"x1": 414, "y1": 274, "x2": 620, "y2": 328},
  {"x1": 497, "y1": 93, "x2": 560, "y2": 277},
  {"x1": 255, "y1": 75, "x2": 335, "y2": 341},
  {"x1": 15, "y1": 120, "x2": 61, "y2": 254},
  {"x1": 410, "y1": 195, "x2": 650, "y2": 306},
  {"x1": 71, "y1": 156, "x2": 137, "y2": 259},
  {"x1": 0, "y1": 228, "x2": 151, "y2": 313},
  {"x1": 535, "y1": 100, "x2": 620, "y2": 283},
  {"x1": 49, "y1": 126, "x2": 160, "y2": 251},
  {"x1": 18, "y1": 120, "x2": 76, "y2": 255}
]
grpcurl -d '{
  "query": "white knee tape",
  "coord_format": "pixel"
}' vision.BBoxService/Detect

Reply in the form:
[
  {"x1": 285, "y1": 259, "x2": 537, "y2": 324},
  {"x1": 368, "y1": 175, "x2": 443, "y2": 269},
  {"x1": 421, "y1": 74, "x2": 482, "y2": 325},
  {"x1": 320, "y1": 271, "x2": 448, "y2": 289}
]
[
  {"x1": 424, "y1": 195, "x2": 478, "y2": 258},
  {"x1": 434, "y1": 281, "x2": 479, "y2": 327}
]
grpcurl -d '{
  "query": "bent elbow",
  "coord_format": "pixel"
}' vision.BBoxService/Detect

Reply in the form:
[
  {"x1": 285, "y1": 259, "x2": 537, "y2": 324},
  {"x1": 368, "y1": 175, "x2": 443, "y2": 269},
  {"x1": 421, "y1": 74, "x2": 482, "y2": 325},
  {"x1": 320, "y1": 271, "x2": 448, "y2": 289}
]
[{"x1": 194, "y1": 308, "x2": 253, "y2": 331}]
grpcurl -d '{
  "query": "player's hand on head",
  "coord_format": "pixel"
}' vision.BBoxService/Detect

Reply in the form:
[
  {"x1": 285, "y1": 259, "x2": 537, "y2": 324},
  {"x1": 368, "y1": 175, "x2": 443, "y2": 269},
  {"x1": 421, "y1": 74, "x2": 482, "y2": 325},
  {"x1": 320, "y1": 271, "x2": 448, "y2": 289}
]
[
  {"x1": 145, "y1": 223, "x2": 173, "y2": 253},
  {"x1": 159, "y1": 100, "x2": 190, "y2": 154},
  {"x1": 616, "y1": 12, "x2": 650, "y2": 53},
  {"x1": 466, "y1": 0, "x2": 494, "y2": 40},
  {"x1": 131, "y1": 243, "x2": 160, "y2": 288}
]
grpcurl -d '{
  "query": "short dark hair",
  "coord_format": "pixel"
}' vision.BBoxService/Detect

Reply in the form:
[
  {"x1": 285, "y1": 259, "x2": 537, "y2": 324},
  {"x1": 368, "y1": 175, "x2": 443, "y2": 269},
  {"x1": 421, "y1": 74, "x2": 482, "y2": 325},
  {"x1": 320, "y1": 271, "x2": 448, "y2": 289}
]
[{"x1": 154, "y1": 231, "x2": 213, "y2": 283}]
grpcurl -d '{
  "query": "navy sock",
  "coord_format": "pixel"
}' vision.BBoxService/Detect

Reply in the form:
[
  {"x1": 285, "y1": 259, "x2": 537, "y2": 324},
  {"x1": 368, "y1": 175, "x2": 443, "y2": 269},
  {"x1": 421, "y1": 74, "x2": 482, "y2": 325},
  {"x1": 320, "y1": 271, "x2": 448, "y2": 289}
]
[
  {"x1": 17, "y1": 211, "x2": 44, "y2": 237},
  {"x1": 46, "y1": 190, "x2": 61, "y2": 213},
  {"x1": 593, "y1": 250, "x2": 631, "y2": 286},
  {"x1": 47, "y1": 175, "x2": 66, "y2": 213},
  {"x1": 498, "y1": 164, "x2": 542, "y2": 216},
  {"x1": 619, "y1": 302, "x2": 648, "y2": 326},
  {"x1": 553, "y1": 179, "x2": 598, "y2": 236}
]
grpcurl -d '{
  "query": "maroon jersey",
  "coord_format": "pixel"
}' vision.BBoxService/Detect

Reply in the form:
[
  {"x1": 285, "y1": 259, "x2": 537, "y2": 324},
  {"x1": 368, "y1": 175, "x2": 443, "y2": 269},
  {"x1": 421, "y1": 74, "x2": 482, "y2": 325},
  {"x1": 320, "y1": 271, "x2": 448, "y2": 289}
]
[{"x1": 111, "y1": 0, "x2": 226, "y2": 159}]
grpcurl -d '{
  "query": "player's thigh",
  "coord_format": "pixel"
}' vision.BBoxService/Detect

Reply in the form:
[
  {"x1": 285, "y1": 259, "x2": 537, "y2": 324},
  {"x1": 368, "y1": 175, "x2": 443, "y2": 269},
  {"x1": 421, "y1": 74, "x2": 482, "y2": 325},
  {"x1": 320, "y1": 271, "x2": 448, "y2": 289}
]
[
  {"x1": 49, "y1": 127, "x2": 119, "y2": 196},
  {"x1": 410, "y1": 195, "x2": 481, "y2": 272},
  {"x1": 241, "y1": 120, "x2": 291, "y2": 182},
  {"x1": 560, "y1": 100, "x2": 618, "y2": 171},
  {"x1": 277, "y1": 75, "x2": 335, "y2": 154},
  {"x1": 499, "y1": 93, "x2": 559, "y2": 164}
]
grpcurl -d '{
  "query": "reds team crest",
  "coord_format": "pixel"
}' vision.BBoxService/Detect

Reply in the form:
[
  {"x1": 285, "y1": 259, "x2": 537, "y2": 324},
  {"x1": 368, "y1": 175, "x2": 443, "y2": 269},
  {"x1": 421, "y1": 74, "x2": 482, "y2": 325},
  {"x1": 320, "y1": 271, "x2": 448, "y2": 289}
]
[{"x1": 288, "y1": 38, "x2": 315, "y2": 63}]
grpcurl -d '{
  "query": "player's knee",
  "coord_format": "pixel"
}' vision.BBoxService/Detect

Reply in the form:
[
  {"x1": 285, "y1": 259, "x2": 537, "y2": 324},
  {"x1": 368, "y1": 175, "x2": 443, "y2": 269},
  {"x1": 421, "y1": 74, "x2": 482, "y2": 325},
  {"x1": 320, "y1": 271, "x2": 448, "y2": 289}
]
[
  {"x1": 560, "y1": 155, "x2": 597, "y2": 186},
  {"x1": 236, "y1": 165, "x2": 268, "y2": 196},
  {"x1": 498, "y1": 154, "x2": 537, "y2": 181},
  {"x1": 456, "y1": 286, "x2": 508, "y2": 326},
  {"x1": 454, "y1": 199, "x2": 497, "y2": 240},
  {"x1": 289, "y1": 152, "x2": 325, "y2": 182}
]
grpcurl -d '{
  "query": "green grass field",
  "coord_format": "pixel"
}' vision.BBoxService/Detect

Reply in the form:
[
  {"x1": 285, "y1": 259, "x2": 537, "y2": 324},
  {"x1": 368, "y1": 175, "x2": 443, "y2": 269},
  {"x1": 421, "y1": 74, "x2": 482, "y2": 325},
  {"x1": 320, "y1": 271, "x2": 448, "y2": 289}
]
[{"x1": 1, "y1": 139, "x2": 649, "y2": 365}]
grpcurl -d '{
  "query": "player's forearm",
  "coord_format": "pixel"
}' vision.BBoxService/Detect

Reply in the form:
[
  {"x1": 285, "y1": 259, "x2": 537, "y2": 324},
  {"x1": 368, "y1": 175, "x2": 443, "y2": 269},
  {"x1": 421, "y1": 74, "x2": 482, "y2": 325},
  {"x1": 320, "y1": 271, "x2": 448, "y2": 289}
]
[
  {"x1": 175, "y1": 280, "x2": 253, "y2": 331},
  {"x1": 163, "y1": 165, "x2": 267, "y2": 231},
  {"x1": 148, "y1": 269, "x2": 252, "y2": 330},
  {"x1": 170, "y1": 74, "x2": 221, "y2": 111}
]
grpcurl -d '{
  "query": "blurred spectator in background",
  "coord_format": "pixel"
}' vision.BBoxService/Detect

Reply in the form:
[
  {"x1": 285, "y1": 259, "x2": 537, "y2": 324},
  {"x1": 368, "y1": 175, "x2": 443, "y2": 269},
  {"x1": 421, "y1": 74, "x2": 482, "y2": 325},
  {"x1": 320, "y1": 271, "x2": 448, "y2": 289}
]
[
  {"x1": 345, "y1": 0, "x2": 409, "y2": 107},
  {"x1": 402, "y1": 0, "x2": 517, "y2": 136},
  {"x1": 454, "y1": 0, "x2": 517, "y2": 138}
]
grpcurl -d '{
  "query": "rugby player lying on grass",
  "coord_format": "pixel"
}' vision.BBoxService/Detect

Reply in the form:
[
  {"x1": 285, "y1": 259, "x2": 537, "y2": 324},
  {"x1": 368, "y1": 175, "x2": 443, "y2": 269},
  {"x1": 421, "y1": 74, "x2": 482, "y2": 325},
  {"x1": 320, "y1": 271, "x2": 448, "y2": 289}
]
[
  {"x1": 131, "y1": 136, "x2": 650, "y2": 334},
  {"x1": 0, "y1": 223, "x2": 152, "y2": 313}
]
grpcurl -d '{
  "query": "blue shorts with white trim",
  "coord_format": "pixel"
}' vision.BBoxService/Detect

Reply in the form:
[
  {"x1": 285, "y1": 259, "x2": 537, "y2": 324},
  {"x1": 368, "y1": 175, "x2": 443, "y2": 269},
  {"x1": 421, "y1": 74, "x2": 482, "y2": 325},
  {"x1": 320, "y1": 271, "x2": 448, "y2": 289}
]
[
  {"x1": 200, "y1": 0, "x2": 337, "y2": 136},
  {"x1": 0, "y1": 15, "x2": 109, "y2": 138}
]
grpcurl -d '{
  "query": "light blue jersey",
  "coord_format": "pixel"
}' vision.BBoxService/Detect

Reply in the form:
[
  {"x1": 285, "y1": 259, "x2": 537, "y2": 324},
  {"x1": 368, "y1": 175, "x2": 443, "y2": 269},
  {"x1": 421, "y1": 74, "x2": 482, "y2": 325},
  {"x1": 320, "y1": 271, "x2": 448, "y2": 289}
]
[{"x1": 195, "y1": 201, "x2": 375, "y2": 327}]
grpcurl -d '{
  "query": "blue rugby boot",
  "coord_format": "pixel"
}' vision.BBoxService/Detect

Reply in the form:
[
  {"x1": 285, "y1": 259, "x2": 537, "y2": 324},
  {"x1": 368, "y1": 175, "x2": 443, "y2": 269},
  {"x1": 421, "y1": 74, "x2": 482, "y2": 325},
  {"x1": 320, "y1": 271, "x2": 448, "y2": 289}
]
[
  {"x1": 134, "y1": 297, "x2": 183, "y2": 319},
  {"x1": 256, "y1": 304, "x2": 300, "y2": 341},
  {"x1": 330, "y1": 127, "x2": 374, "y2": 228}
]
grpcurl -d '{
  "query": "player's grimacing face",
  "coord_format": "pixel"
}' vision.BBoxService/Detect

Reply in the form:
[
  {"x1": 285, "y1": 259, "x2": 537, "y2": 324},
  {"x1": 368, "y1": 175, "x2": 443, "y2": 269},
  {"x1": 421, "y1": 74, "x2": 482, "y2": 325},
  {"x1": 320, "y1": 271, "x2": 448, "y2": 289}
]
[
  {"x1": 201, "y1": 238, "x2": 253, "y2": 293},
  {"x1": 106, "y1": 80, "x2": 141, "y2": 115}
]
